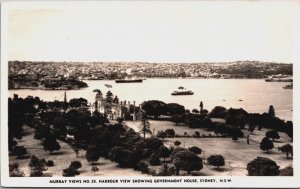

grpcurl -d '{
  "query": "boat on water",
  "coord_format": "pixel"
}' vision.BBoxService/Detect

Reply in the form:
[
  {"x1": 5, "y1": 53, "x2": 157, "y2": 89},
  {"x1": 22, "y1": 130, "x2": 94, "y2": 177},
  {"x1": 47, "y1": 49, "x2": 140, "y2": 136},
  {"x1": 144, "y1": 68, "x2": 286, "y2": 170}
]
[
  {"x1": 104, "y1": 84, "x2": 112, "y2": 88},
  {"x1": 171, "y1": 87, "x2": 194, "y2": 95},
  {"x1": 283, "y1": 83, "x2": 293, "y2": 89},
  {"x1": 115, "y1": 79, "x2": 143, "y2": 83},
  {"x1": 265, "y1": 77, "x2": 293, "y2": 82}
]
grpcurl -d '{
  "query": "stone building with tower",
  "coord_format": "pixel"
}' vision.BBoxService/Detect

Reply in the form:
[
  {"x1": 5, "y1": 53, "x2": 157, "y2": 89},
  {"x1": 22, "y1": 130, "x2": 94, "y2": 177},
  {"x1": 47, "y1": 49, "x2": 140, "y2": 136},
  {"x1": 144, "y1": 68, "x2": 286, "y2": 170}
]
[{"x1": 91, "y1": 90, "x2": 140, "y2": 120}]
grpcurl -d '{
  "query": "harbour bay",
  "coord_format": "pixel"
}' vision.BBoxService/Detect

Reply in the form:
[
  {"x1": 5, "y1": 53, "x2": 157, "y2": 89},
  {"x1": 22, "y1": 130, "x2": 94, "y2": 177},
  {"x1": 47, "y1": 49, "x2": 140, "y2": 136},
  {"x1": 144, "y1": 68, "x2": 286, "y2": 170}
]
[{"x1": 8, "y1": 78, "x2": 293, "y2": 121}]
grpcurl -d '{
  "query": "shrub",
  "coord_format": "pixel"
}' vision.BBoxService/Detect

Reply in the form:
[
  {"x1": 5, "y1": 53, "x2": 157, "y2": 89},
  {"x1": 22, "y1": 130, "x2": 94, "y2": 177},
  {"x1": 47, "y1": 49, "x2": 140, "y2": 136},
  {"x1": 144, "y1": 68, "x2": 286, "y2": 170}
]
[
  {"x1": 157, "y1": 131, "x2": 167, "y2": 140},
  {"x1": 279, "y1": 166, "x2": 293, "y2": 176},
  {"x1": 188, "y1": 146, "x2": 202, "y2": 155},
  {"x1": 207, "y1": 155, "x2": 225, "y2": 168},
  {"x1": 9, "y1": 163, "x2": 25, "y2": 177},
  {"x1": 63, "y1": 167, "x2": 79, "y2": 177},
  {"x1": 91, "y1": 166, "x2": 99, "y2": 175},
  {"x1": 135, "y1": 160, "x2": 149, "y2": 174},
  {"x1": 12, "y1": 146, "x2": 27, "y2": 158},
  {"x1": 165, "y1": 129, "x2": 175, "y2": 138},
  {"x1": 156, "y1": 164, "x2": 175, "y2": 176},
  {"x1": 69, "y1": 161, "x2": 82, "y2": 170},
  {"x1": 174, "y1": 140, "x2": 181, "y2": 147},
  {"x1": 28, "y1": 155, "x2": 47, "y2": 177},
  {"x1": 247, "y1": 157, "x2": 279, "y2": 176},
  {"x1": 194, "y1": 131, "x2": 200, "y2": 138},
  {"x1": 46, "y1": 160, "x2": 54, "y2": 167},
  {"x1": 149, "y1": 153, "x2": 161, "y2": 166}
]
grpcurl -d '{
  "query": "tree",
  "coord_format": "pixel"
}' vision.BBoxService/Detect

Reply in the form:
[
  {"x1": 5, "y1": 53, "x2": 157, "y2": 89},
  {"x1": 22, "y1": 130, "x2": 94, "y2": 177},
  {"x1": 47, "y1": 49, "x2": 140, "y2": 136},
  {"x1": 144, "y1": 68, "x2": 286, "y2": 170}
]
[
  {"x1": 113, "y1": 96, "x2": 119, "y2": 104},
  {"x1": 207, "y1": 155, "x2": 225, "y2": 168},
  {"x1": 46, "y1": 160, "x2": 54, "y2": 167},
  {"x1": 166, "y1": 103, "x2": 185, "y2": 116},
  {"x1": 157, "y1": 131, "x2": 167, "y2": 140},
  {"x1": 248, "y1": 124, "x2": 256, "y2": 134},
  {"x1": 109, "y1": 146, "x2": 137, "y2": 167},
  {"x1": 192, "y1": 109, "x2": 199, "y2": 114},
  {"x1": 9, "y1": 163, "x2": 25, "y2": 177},
  {"x1": 200, "y1": 101, "x2": 203, "y2": 112},
  {"x1": 188, "y1": 146, "x2": 202, "y2": 155},
  {"x1": 12, "y1": 146, "x2": 27, "y2": 158},
  {"x1": 247, "y1": 157, "x2": 279, "y2": 176},
  {"x1": 135, "y1": 160, "x2": 149, "y2": 174},
  {"x1": 43, "y1": 135, "x2": 61, "y2": 154},
  {"x1": 165, "y1": 129, "x2": 175, "y2": 138},
  {"x1": 194, "y1": 131, "x2": 200, "y2": 138},
  {"x1": 278, "y1": 144, "x2": 293, "y2": 159},
  {"x1": 230, "y1": 128, "x2": 244, "y2": 142},
  {"x1": 260, "y1": 137, "x2": 274, "y2": 153},
  {"x1": 91, "y1": 166, "x2": 99, "y2": 175},
  {"x1": 106, "y1": 90, "x2": 114, "y2": 104},
  {"x1": 266, "y1": 130, "x2": 280, "y2": 142},
  {"x1": 71, "y1": 142, "x2": 80, "y2": 158},
  {"x1": 268, "y1": 105, "x2": 275, "y2": 117},
  {"x1": 149, "y1": 153, "x2": 161, "y2": 166},
  {"x1": 69, "y1": 161, "x2": 82, "y2": 170},
  {"x1": 158, "y1": 145, "x2": 171, "y2": 162},
  {"x1": 86, "y1": 146, "x2": 101, "y2": 165},
  {"x1": 28, "y1": 155, "x2": 47, "y2": 177},
  {"x1": 171, "y1": 114, "x2": 185, "y2": 126},
  {"x1": 139, "y1": 114, "x2": 152, "y2": 140},
  {"x1": 173, "y1": 150, "x2": 203, "y2": 175},
  {"x1": 63, "y1": 167, "x2": 79, "y2": 177},
  {"x1": 174, "y1": 140, "x2": 181, "y2": 147},
  {"x1": 141, "y1": 100, "x2": 167, "y2": 118}
]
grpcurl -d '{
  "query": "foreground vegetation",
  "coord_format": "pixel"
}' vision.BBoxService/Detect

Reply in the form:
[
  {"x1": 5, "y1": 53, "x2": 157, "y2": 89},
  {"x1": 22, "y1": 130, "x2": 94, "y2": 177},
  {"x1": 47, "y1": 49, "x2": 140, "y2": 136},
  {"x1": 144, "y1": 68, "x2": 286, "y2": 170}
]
[{"x1": 8, "y1": 95, "x2": 293, "y2": 176}]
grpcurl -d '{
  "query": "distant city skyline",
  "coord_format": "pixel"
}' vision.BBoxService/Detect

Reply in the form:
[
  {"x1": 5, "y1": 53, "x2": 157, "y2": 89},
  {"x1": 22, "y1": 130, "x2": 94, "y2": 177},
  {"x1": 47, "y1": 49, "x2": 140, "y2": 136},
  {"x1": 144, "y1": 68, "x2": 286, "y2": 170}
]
[{"x1": 6, "y1": 1, "x2": 300, "y2": 63}]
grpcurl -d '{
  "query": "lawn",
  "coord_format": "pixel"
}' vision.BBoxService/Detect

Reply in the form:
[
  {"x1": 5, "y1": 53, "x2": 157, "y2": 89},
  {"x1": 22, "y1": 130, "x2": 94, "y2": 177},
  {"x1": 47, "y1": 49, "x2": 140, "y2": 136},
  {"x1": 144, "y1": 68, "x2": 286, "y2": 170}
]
[{"x1": 125, "y1": 120, "x2": 293, "y2": 176}]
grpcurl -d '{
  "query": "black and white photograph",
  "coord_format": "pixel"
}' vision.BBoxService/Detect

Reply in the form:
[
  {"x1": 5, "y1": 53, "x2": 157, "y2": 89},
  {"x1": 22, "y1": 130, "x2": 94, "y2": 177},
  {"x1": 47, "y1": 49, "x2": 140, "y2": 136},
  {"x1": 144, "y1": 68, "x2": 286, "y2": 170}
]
[{"x1": 1, "y1": 0, "x2": 299, "y2": 187}]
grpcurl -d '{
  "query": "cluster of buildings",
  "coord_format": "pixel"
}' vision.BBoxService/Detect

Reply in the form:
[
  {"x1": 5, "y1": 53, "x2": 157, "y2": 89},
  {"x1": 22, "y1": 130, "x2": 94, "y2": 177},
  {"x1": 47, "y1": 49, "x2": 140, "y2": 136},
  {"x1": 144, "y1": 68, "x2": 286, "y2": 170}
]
[{"x1": 8, "y1": 61, "x2": 293, "y2": 84}]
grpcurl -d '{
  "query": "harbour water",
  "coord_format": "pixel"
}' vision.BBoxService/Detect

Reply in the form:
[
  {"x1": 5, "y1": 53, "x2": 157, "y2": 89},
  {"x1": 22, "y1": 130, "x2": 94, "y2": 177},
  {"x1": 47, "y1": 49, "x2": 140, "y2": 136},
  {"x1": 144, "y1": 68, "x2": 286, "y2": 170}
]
[{"x1": 9, "y1": 79, "x2": 293, "y2": 121}]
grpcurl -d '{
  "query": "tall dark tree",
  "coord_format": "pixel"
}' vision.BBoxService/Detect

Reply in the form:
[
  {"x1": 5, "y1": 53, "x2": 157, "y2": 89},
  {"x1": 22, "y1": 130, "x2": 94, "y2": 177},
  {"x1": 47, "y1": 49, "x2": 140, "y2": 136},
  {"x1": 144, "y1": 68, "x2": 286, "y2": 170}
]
[
  {"x1": 139, "y1": 114, "x2": 152, "y2": 140},
  {"x1": 268, "y1": 105, "x2": 275, "y2": 117},
  {"x1": 113, "y1": 96, "x2": 119, "y2": 104},
  {"x1": 200, "y1": 101, "x2": 203, "y2": 112},
  {"x1": 106, "y1": 90, "x2": 113, "y2": 104}
]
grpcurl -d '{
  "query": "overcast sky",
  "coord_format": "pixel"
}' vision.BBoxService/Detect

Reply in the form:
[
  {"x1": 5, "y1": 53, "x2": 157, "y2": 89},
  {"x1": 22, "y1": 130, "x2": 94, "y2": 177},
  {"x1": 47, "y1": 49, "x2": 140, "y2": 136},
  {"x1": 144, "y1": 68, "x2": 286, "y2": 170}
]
[{"x1": 7, "y1": 1, "x2": 300, "y2": 63}]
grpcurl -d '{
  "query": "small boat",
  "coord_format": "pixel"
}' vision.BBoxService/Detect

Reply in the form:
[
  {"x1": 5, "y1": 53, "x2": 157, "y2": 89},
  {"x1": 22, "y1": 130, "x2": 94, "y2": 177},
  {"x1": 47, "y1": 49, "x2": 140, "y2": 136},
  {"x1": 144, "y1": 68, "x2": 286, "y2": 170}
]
[
  {"x1": 283, "y1": 83, "x2": 293, "y2": 89},
  {"x1": 265, "y1": 78, "x2": 293, "y2": 82},
  {"x1": 115, "y1": 79, "x2": 143, "y2": 83},
  {"x1": 171, "y1": 87, "x2": 194, "y2": 95},
  {"x1": 238, "y1": 99, "x2": 243, "y2": 101},
  {"x1": 104, "y1": 84, "x2": 112, "y2": 88}
]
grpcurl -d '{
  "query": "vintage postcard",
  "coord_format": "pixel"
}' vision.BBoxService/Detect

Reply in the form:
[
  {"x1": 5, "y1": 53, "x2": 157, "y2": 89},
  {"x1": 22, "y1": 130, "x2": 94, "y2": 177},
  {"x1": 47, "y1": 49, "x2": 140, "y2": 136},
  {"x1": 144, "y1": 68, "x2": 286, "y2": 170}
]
[{"x1": 1, "y1": 0, "x2": 300, "y2": 188}]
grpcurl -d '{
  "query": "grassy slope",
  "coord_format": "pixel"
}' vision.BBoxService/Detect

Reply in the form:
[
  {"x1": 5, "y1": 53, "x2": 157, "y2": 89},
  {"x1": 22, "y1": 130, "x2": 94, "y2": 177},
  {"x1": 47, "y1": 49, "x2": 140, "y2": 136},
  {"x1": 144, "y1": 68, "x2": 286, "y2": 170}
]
[
  {"x1": 9, "y1": 126, "x2": 144, "y2": 177},
  {"x1": 125, "y1": 120, "x2": 293, "y2": 176}
]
